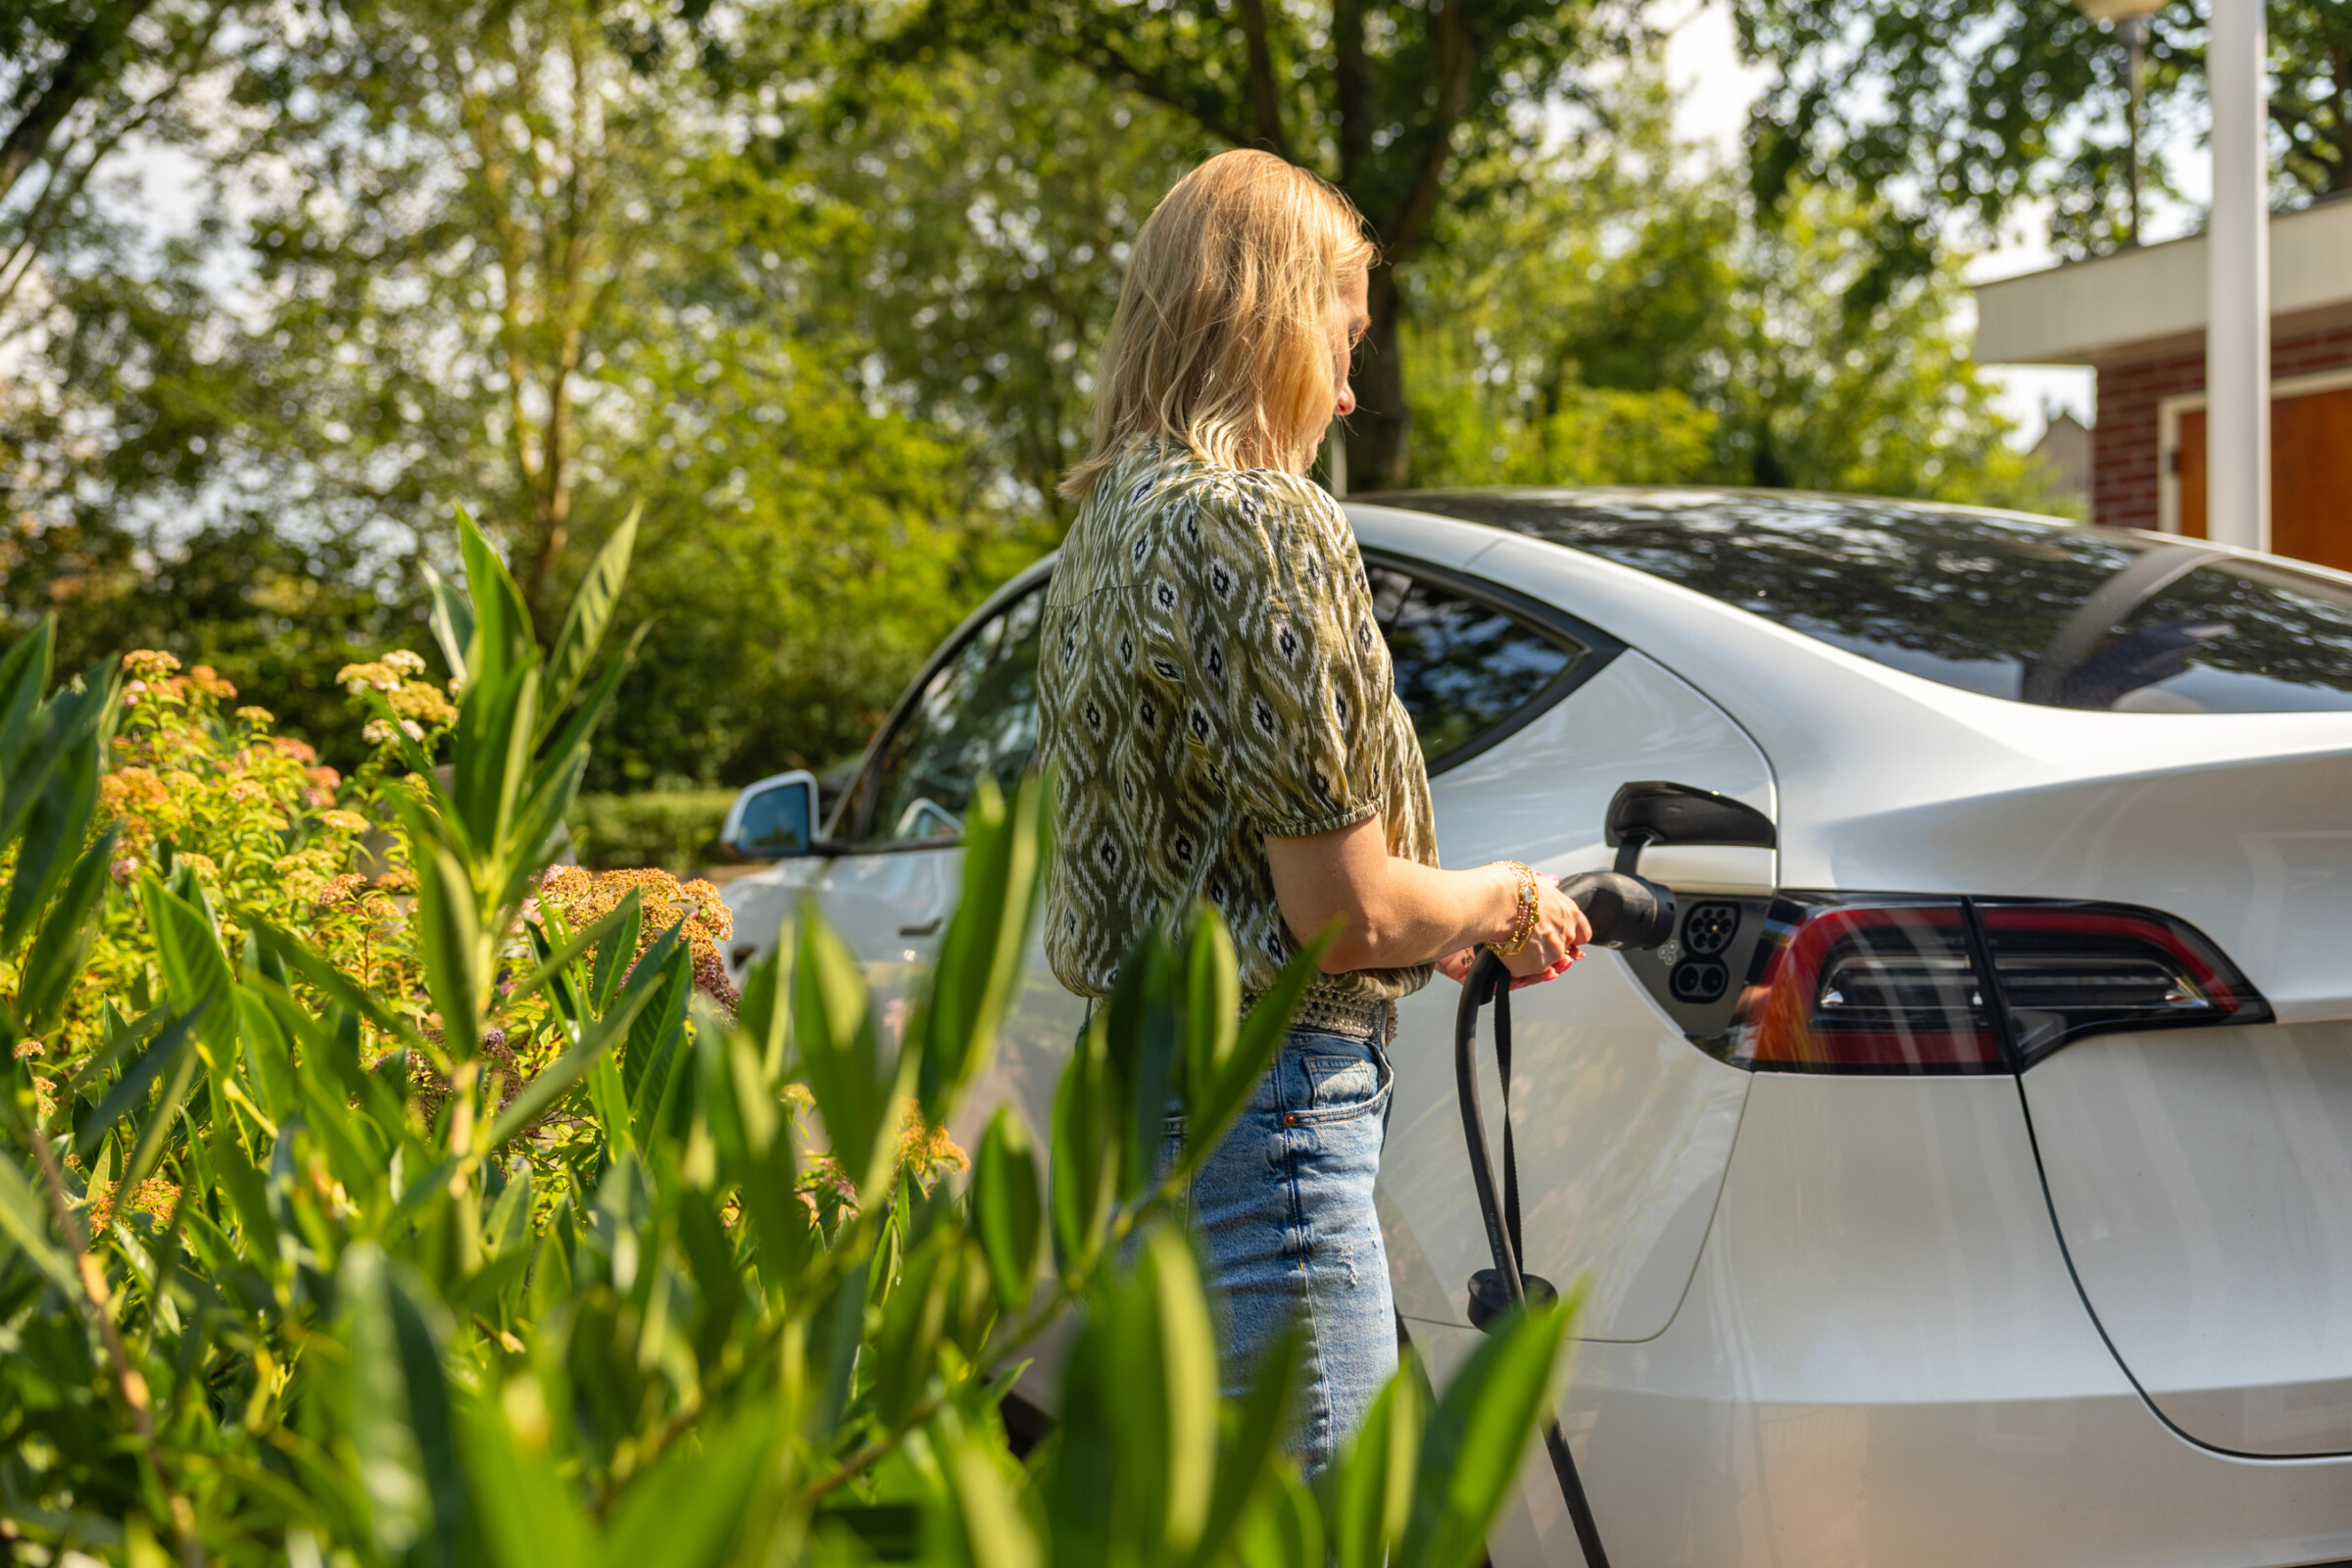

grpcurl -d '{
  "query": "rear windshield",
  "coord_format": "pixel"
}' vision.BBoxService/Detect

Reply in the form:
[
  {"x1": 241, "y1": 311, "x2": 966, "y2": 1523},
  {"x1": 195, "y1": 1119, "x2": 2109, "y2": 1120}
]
[{"x1": 1394, "y1": 491, "x2": 2352, "y2": 714}]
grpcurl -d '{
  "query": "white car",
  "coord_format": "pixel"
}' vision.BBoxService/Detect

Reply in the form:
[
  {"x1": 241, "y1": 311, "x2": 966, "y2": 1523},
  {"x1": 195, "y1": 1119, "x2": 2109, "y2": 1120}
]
[{"x1": 721, "y1": 488, "x2": 2352, "y2": 1568}]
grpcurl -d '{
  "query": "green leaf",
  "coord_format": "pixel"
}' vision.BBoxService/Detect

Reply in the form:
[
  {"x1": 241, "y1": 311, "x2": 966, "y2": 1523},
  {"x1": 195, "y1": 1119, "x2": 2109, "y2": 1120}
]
[
  {"x1": 734, "y1": 929, "x2": 790, "y2": 1077},
  {"x1": 1048, "y1": 1014, "x2": 1119, "y2": 1276},
  {"x1": 970, "y1": 1107, "x2": 1043, "y2": 1314},
  {"x1": 456, "y1": 1377, "x2": 591, "y2": 1568},
  {"x1": 541, "y1": 503, "x2": 638, "y2": 734},
  {"x1": 340, "y1": 1244, "x2": 466, "y2": 1565},
  {"x1": 937, "y1": 1406, "x2": 1044, "y2": 1568},
  {"x1": 1178, "y1": 916, "x2": 1338, "y2": 1186},
  {"x1": 496, "y1": 888, "x2": 641, "y2": 1014},
  {"x1": 455, "y1": 505, "x2": 537, "y2": 689},
  {"x1": 483, "y1": 919, "x2": 684, "y2": 1148},
  {"x1": 447, "y1": 660, "x2": 540, "y2": 877},
  {"x1": 76, "y1": 1001, "x2": 207, "y2": 1160},
  {"x1": 0, "y1": 619, "x2": 54, "y2": 779},
  {"x1": 0, "y1": 657, "x2": 112, "y2": 858},
  {"x1": 872, "y1": 1230, "x2": 955, "y2": 1427},
  {"x1": 204, "y1": 1119, "x2": 280, "y2": 1269},
  {"x1": 1136, "y1": 1224, "x2": 1219, "y2": 1556},
  {"x1": 1232, "y1": 1464, "x2": 1325, "y2": 1568},
  {"x1": 2, "y1": 734, "x2": 99, "y2": 956},
  {"x1": 792, "y1": 900, "x2": 911, "y2": 1208},
  {"x1": 413, "y1": 839, "x2": 488, "y2": 1061},
  {"x1": 1324, "y1": 1354, "x2": 1424, "y2": 1568},
  {"x1": 0, "y1": 1152, "x2": 75, "y2": 1295},
  {"x1": 1396, "y1": 1294, "x2": 1579, "y2": 1568},
  {"x1": 593, "y1": 1407, "x2": 776, "y2": 1568},
  {"x1": 911, "y1": 770, "x2": 1046, "y2": 1123},
  {"x1": 138, "y1": 878, "x2": 235, "y2": 1026},
  {"x1": 1193, "y1": 1323, "x2": 1308, "y2": 1568},
  {"x1": 422, "y1": 563, "x2": 476, "y2": 689}
]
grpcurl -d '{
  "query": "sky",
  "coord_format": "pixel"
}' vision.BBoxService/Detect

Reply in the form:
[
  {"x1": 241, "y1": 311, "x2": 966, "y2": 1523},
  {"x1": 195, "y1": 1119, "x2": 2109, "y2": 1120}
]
[{"x1": 1661, "y1": 0, "x2": 2210, "y2": 452}]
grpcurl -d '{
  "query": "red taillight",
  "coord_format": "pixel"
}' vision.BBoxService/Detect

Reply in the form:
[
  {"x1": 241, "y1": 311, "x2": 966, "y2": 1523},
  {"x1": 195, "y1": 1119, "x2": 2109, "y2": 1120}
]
[
  {"x1": 1738, "y1": 903, "x2": 2004, "y2": 1071},
  {"x1": 1974, "y1": 901, "x2": 2269, "y2": 1063},
  {"x1": 1729, "y1": 896, "x2": 2268, "y2": 1073}
]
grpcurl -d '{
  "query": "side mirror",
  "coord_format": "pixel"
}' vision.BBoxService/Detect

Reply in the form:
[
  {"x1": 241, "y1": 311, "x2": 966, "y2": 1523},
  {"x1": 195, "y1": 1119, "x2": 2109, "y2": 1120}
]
[
  {"x1": 1605, "y1": 780, "x2": 1776, "y2": 875},
  {"x1": 721, "y1": 769, "x2": 819, "y2": 859}
]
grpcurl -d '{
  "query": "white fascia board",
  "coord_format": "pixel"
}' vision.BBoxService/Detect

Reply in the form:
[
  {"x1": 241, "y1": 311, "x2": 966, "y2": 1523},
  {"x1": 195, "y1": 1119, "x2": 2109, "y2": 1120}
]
[{"x1": 1974, "y1": 199, "x2": 2352, "y2": 367}]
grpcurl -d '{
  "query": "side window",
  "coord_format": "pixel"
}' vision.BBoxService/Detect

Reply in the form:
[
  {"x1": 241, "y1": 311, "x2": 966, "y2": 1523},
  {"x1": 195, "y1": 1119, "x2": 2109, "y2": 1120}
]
[
  {"x1": 1366, "y1": 564, "x2": 1592, "y2": 769},
  {"x1": 852, "y1": 589, "x2": 1046, "y2": 845}
]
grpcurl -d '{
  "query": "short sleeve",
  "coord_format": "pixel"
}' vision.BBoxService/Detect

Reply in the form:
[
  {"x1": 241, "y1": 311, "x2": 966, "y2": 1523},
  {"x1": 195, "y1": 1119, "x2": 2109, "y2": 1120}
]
[{"x1": 1193, "y1": 471, "x2": 1396, "y2": 839}]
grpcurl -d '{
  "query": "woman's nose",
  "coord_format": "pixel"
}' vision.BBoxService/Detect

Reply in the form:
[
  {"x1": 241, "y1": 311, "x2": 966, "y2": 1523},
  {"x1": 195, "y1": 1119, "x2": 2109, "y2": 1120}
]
[{"x1": 1336, "y1": 384, "x2": 1356, "y2": 417}]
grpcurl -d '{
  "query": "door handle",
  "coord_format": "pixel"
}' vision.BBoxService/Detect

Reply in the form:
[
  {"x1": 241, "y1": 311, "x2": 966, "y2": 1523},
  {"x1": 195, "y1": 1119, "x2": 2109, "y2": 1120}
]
[{"x1": 898, "y1": 917, "x2": 942, "y2": 938}]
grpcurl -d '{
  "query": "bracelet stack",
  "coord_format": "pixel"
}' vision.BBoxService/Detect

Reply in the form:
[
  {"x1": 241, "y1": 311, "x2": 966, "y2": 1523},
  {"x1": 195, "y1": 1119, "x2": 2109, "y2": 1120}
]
[{"x1": 1490, "y1": 859, "x2": 1540, "y2": 956}]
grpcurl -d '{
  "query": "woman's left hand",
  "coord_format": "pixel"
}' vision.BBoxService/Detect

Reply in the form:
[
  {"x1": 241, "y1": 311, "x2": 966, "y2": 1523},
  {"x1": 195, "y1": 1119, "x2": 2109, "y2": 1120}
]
[{"x1": 1438, "y1": 944, "x2": 1581, "y2": 989}]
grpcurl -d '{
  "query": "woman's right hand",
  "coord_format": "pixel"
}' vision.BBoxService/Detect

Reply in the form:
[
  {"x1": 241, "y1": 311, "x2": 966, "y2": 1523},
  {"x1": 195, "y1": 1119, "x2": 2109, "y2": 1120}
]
[{"x1": 1499, "y1": 872, "x2": 1592, "y2": 982}]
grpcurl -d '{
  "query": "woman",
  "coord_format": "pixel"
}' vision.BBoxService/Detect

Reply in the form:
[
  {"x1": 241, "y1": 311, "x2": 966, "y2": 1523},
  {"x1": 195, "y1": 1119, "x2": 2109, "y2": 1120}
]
[{"x1": 1036, "y1": 149, "x2": 1592, "y2": 1472}]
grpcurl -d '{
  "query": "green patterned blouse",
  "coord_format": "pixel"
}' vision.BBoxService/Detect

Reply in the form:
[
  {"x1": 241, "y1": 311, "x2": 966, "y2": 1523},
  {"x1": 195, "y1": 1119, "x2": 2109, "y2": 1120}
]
[{"x1": 1037, "y1": 439, "x2": 1439, "y2": 1031}]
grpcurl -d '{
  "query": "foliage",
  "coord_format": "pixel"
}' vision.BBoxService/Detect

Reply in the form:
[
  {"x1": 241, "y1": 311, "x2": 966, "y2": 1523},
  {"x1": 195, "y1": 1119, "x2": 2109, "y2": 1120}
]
[
  {"x1": 565, "y1": 792, "x2": 737, "y2": 874},
  {"x1": 1405, "y1": 61, "x2": 2066, "y2": 512},
  {"x1": 0, "y1": 512, "x2": 1577, "y2": 1565},
  {"x1": 906, "y1": 0, "x2": 1643, "y2": 488},
  {"x1": 1734, "y1": 0, "x2": 2349, "y2": 263}
]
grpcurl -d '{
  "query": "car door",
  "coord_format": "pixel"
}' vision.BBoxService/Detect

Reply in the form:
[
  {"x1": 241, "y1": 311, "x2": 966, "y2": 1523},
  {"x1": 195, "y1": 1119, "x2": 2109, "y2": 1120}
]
[
  {"x1": 1354, "y1": 534, "x2": 1776, "y2": 1348},
  {"x1": 803, "y1": 578, "x2": 1051, "y2": 1036}
]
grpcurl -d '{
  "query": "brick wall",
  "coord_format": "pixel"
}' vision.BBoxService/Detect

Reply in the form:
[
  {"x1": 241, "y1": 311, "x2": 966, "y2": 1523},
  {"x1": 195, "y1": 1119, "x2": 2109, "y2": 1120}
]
[{"x1": 2091, "y1": 321, "x2": 2352, "y2": 530}]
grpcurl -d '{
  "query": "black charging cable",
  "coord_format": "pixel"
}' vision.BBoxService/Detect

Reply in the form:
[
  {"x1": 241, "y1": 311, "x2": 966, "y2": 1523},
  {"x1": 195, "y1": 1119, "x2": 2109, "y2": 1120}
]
[{"x1": 1452, "y1": 870, "x2": 1676, "y2": 1568}]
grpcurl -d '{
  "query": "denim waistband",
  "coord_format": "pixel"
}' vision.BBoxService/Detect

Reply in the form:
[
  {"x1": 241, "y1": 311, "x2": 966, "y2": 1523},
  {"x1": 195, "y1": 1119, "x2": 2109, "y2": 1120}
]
[{"x1": 1256, "y1": 989, "x2": 1391, "y2": 1039}]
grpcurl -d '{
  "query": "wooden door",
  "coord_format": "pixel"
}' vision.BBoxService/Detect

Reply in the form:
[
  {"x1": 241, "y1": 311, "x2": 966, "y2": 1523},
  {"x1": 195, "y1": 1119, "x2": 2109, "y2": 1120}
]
[{"x1": 2174, "y1": 384, "x2": 2352, "y2": 571}]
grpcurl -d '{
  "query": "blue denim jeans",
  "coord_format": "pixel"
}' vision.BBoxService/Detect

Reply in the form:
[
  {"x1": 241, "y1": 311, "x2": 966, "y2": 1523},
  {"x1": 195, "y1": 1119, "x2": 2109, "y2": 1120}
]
[{"x1": 1159, "y1": 1023, "x2": 1398, "y2": 1477}]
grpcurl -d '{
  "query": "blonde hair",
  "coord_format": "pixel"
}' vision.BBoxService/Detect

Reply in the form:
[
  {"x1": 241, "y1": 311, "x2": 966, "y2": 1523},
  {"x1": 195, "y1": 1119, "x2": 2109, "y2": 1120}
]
[{"x1": 1060, "y1": 150, "x2": 1375, "y2": 497}]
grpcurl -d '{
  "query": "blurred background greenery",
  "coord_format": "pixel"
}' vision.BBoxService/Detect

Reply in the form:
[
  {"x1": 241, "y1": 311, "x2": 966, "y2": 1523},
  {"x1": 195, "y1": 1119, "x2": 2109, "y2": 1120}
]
[{"x1": 10, "y1": 0, "x2": 2338, "y2": 805}]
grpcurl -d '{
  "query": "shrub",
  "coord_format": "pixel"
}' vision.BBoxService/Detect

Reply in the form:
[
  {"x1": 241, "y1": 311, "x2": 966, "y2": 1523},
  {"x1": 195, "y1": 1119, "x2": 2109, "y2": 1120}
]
[
  {"x1": 565, "y1": 789, "x2": 737, "y2": 872},
  {"x1": 0, "y1": 512, "x2": 1577, "y2": 1566}
]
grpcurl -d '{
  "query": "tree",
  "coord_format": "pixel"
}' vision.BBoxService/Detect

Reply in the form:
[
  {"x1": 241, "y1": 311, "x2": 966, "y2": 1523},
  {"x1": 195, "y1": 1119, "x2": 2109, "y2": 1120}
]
[
  {"x1": 9, "y1": 0, "x2": 1051, "y2": 785},
  {"x1": 901, "y1": 0, "x2": 1635, "y2": 490},
  {"x1": 1734, "y1": 0, "x2": 2349, "y2": 265},
  {"x1": 1405, "y1": 63, "x2": 2063, "y2": 511},
  {"x1": 0, "y1": 0, "x2": 234, "y2": 313}
]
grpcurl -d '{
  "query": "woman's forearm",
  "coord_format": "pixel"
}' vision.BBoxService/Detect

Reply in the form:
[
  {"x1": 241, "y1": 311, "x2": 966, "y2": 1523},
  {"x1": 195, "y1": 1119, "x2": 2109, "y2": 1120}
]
[{"x1": 1264, "y1": 813, "x2": 1521, "y2": 973}]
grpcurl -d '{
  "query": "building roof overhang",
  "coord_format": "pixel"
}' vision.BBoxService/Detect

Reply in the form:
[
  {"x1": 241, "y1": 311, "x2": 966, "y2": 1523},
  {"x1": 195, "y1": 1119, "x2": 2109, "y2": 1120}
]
[{"x1": 1974, "y1": 198, "x2": 2352, "y2": 368}]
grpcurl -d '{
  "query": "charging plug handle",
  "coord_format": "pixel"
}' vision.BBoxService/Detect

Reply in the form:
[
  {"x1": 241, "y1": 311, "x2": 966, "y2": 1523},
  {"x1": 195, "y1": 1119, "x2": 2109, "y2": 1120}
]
[{"x1": 1555, "y1": 869, "x2": 1677, "y2": 951}]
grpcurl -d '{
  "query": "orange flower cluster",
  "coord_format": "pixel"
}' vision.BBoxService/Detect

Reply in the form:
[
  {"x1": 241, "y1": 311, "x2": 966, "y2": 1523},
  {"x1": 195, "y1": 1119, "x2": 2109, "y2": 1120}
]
[
  {"x1": 336, "y1": 651, "x2": 457, "y2": 748},
  {"x1": 534, "y1": 865, "x2": 740, "y2": 1012}
]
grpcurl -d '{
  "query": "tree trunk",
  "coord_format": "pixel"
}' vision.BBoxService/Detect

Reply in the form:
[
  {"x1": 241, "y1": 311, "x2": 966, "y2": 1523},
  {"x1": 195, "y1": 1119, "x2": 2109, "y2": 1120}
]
[
  {"x1": 0, "y1": 0, "x2": 160, "y2": 202},
  {"x1": 1348, "y1": 266, "x2": 1410, "y2": 492}
]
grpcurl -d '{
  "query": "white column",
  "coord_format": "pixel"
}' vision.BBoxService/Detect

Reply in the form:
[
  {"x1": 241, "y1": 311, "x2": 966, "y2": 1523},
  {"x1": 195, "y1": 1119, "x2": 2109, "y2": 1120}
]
[{"x1": 2206, "y1": 0, "x2": 2271, "y2": 553}]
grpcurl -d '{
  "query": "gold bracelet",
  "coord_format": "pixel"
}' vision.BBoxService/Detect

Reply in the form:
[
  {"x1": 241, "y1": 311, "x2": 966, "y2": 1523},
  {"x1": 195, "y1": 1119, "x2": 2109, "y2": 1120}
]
[{"x1": 1492, "y1": 860, "x2": 1539, "y2": 956}]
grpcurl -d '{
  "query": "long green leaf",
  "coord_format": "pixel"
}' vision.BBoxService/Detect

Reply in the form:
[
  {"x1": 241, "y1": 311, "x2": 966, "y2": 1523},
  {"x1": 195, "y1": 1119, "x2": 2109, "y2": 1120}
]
[
  {"x1": 498, "y1": 889, "x2": 641, "y2": 1013},
  {"x1": 1397, "y1": 1295, "x2": 1579, "y2": 1568},
  {"x1": 0, "y1": 619, "x2": 54, "y2": 778},
  {"x1": 455, "y1": 505, "x2": 536, "y2": 689},
  {"x1": 413, "y1": 840, "x2": 487, "y2": 1061},
  {"x1": 541, "y1": 503, "x2": 638, "y2": 735},
  {"x1": 592, "y1": 1407, "x2": 775, "y2": 1568},
  {"x1": 792, "y1": 902, "x2": 908, "y2": 1207},
  {"x1": 1325, "y1": 1364, "x2": 1423, "y2": 1568},
  {"x1": 456, "y1": 1378, "x2": 592, "y2": 1568},
  {"x1": 422, "y1": 563, "x2": 475, "y2": 689},
  {"x1": 483, "y1": 919, "x2": 684, "y2": 1148},
  {"x1": 17, "y1": 828, "x2": 115, "y2": 1034},
  {"x1": 971, "y1": 1106, "x2": 1042, "y2": 1313},
  {"x1": 77, "y1": 1001, "x2": 207, "y2": 1159},
  {"x1": 911, "y1": 770, "x2": 1046, "y2": 1123},
  {"x1": 0, "y1": 1152, "x2": 75, "y2": 1295},
  {"x1": 2, "y1": 735, "x2": 99, "y2": 954},
  {"x1": 138, "y1": 878, "x2": 234, "y2": 1024}
]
